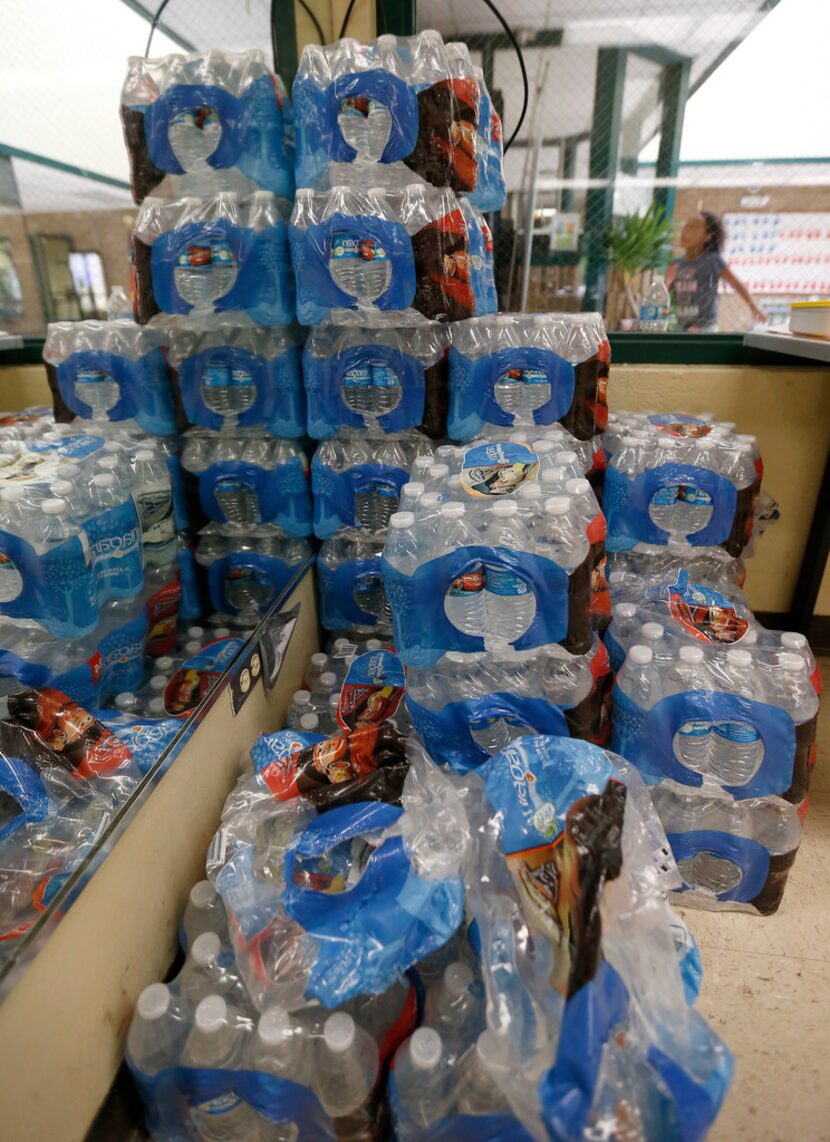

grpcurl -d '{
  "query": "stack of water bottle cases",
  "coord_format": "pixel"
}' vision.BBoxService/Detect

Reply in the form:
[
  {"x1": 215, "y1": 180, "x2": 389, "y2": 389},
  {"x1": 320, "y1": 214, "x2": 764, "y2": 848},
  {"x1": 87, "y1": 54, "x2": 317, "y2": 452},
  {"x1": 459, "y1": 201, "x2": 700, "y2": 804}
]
[{"x1": 109, "y1": 29, "x2": 827, "y2": 1142}]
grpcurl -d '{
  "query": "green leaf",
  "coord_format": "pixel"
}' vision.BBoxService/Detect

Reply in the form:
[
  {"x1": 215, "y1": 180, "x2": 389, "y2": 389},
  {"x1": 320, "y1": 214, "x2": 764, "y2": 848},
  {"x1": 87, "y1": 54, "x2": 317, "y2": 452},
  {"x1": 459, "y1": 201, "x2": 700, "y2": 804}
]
[{"x1": 607, "y1": 202, "x2": 674, "y2": 275}]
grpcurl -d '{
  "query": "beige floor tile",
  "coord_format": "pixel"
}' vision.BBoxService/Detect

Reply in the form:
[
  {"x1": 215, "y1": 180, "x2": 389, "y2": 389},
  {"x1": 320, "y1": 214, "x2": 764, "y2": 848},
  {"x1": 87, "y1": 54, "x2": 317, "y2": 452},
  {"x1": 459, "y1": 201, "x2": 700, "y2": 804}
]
[{"x1": 698, "y1": 950, "x2": 830, "y2": 1142}]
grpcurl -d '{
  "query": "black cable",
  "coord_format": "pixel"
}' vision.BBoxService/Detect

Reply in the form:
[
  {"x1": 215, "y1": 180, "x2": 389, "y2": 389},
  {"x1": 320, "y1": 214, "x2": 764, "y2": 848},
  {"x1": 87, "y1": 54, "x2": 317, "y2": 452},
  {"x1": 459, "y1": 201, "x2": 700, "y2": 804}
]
[
  {"x1": 145, "y1": 0, "x2": 173, "y2": 58},
  {"x1": 338, "y1": 0, "x2": 360, "y2": 40},
  {"x1": 477, "y1": 0, "x2": 528, "y2": 154},
  {"x1": 271, "y1": 0, "x2": 280, "y2": 70},
  {"x1": 377, "y1": 0, "x2": 387, "y2": 36},
  {"x1": 298, "y1": 0, "x2": 326, "y2": 46}
]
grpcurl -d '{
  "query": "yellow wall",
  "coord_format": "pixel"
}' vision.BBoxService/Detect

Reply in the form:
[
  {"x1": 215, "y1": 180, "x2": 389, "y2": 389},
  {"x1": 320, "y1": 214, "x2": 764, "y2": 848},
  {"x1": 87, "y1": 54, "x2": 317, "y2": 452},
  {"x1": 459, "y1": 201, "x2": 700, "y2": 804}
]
[
  {"x1": 614, "y1": 364, "x2": 830, "y2": 614},
  {"x1": 0, "y1": 364, "x2": 51, "y2": 413}
]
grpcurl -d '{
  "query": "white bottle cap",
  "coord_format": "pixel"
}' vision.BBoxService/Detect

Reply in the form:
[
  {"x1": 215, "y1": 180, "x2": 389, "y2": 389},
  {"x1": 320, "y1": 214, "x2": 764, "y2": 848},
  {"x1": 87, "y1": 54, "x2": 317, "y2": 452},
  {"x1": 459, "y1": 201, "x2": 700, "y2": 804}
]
[
  {"x1": 554, "y1": 451, "x2": 578, "y2": 466},
  {"x1": 366, "y1": 639, "x2": 382, "y2": 650},
  {"x1": 324, "y1": 1012, "x2": 355, "y2": 1053},
  {"x1": 195, "y1": 995, "x2": 227, "y2": 1035},
  {"x1": 419, "y1": 493, "x2": 442, "y2": 509},
  {"x1": 188, "y1": 626, "x2": 205, "y2": 639},
  {"x1": 114, "y1": 692, "x2": 136, "y2": 710},
  {"x1": 257, "y1": 1006, "x2": 291, "y2": 1046},
  {"x1": 191, "y1": 931, "x2": 221, "y2": 967},
  {"x1": 726, "y1": 648, "x2": 752, "y2": 668},
  {"x1": 427, "y1": 464, "x2": 449, "y2": 480},
  {"x1": 376, "y1": 33, "x2": 397, "y2": 49},
  {"x1": 310, "y1": 652, "x2": 327, "y2": 668},
  {"x1": 614, "y1": 602, "x2": 636, "y2": 619},
  {"x1": 150, "y1": 675, "x2": 167, "y2": 692},
  {"x1": 410, "y1": 1026, "x2": 442, "y2": 1070},
  {"x1": 781, "y1": 652, "x2": 807, "y2": 673},
  {"x1": 91, "y1": 473, "x2": 115, "y2": 488},
  {"x1": 213, "y1": 627, "x2": 231, "y2": 639},
  {"x1": 300, "y1": 713, "x2": 320, "y2": 731},
  {"x1": 541, "y1": 466, "x2": 566, "y2": 485},
  {"x1": 476, "y1": 1029, "x2": 499, "y2": 1066},
  {"x1": 443, "y1": 961, "x2": 473, "y2": 997},
  {"x1": 319, "y1": 671, "x2": 337, "y2": 688},
  {"x1": 565, "y1": 478, "x2": 590, "y2": 496},
  {"x1": 782, "y1": 632, "x2": 807, "y2": 651},
  {"x1": 137, "y1": 983, "x2": 171, "y2": 1022},
  {"x1": 440, "y1": 502, "x2": 464, "y2": 519},
  {"x1": 532, "y1": 440, "x2": 554, "y2": 455},
  {"x1": 136, "y1": 450, "x2": 155, "y2": 462},
  {"x1": 52, "y1": 479, "x2": 73, "y2": 497},
  {"x1": 402, "y1": 481, "x2": 424, "y2": 498},
  {"x1": 496, "y1": 313, "x2": 514, "y2": 325},
  {"x1": 508, "y1": 430, "x2": 529, "y2": 443},
  {"x1": 641, "y1": 622, "x2": 664, "y2": 641},
  {"x1": 147, "y1": 697, "x2": 166, "y2": 715},
  {"x1": 516, "y1": 483, "x2": 542, "y2": 499},
  {"x1": 544, "y1": 495, "x2": 571, "y2": 516},
  {"x1": 42, "y1": 498, "x2": 68, "y2": 514},
  {"x1": 492, "y1": 499, "x2": 517, "y2": 518},
  {"x1": 679, "y1": 645, "x2": 704, "y2": 664},
  {"x1": 621, "y1": 436, "x2": 642, "y2": 447},
  {"x1": 629, "y1": 645, "x2": 653, "y2": 665},
  {"x1": 98, "y1": 455, "x2": 119, "y2": 469},
  {"x1": 390, "y1": 511, "x2": 415, "y2": 528},
  {"x1": 155, "y1": 656, "x2": 175, "y2": 672},
  {"x1": 189, "y1": 880, "x2": 217, "y2": 911},
  {"x1": 183, "y1": 640, "x2": 201, "y2": 656}
]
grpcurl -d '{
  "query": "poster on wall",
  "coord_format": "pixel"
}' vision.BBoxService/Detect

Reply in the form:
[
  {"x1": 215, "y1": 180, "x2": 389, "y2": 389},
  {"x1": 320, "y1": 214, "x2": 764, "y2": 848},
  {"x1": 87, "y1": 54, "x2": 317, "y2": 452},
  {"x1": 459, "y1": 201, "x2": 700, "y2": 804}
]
[{"x1": 723, "y1": 212, "x2": 830, "y2": 295}]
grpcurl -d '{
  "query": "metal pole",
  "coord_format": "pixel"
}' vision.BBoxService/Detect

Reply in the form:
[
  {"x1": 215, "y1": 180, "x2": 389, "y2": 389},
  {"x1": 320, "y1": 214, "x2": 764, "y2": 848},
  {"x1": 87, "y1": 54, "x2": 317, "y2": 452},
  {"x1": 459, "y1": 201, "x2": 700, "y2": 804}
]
[{"x1": 518, "y1": 59, "x2": 551, "y2": 313}]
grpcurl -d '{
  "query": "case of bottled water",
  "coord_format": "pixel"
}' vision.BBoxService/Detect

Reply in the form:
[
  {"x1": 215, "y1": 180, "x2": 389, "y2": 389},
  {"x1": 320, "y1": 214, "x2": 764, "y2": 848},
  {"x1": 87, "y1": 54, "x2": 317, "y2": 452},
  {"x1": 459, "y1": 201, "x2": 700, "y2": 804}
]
[
  {"x1": 467, "y1": 66, "x2": 506, "y2": 212},
  {"x1": 131, "y1": 192, "x2": 296, "y2": 325},
  {"x1": 381, "y1": 442, "x2": 603, "y2": 665},
  {"x1": 181, "y1": 428, "x2": 312, "y2": 535},
  {"x1": 607, "y1": 541, "x2": 747, "y2": 593},
  {"x1": 603, "y1": 426, "x2": 762, "y2": 557},
  {"x1": 312, "y1": 431, "x2": 433, "y2": 538},
  {"x1": 293, "y1": 32, "x2": 481, "y2": 195},
  {"x1": 448, "y1": 312, "x2": 610, "y2": 440},
  {"x1": 406, "y1": 636, "x2": 612, "y2": 772},
  {"x1": 649, "y1": 782, "x2": 804, "y2": 915},
  {"x1": 43, "y1": 321, "x2": 176, "y2": 435},
  {"x1": 317, "y1": 531, "x2": 392, "y2": 635},
  {"x1": 303, "y1": 323, "x2": 451, "y2": 439},
  {"x1": 452, "y1": 735, "x2": 732, "y2": 1140},
  {"x1": 166, "y1": 319, "x2": 305, "y2": 436},
  {"x1": 611, "y1": 634, "x2": 818, "y2": 804},
  {"x1": 195, "y1": 523, "x2": 311, "y2": 620},
  {"x1": 121, "y1": 50, "x2": 295, "y2": 202},
  {"x1": 289, "y1": 184, "x2": 485, "y2": 325}
]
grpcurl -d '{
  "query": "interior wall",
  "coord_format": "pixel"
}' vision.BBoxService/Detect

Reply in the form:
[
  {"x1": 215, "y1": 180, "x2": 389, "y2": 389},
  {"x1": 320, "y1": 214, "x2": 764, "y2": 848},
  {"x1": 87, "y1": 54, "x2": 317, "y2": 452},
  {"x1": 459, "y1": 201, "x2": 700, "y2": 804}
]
[{"x1": 613, "y1": 363, "x2": 830, "y2": 615}]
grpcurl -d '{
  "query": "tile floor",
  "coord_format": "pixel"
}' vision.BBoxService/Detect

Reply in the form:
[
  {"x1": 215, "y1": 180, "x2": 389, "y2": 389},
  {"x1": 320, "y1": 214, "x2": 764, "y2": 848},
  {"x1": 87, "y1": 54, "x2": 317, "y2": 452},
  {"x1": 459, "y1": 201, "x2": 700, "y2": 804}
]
[{"x1": 682, "y1": 658, "x2": 830, "y2": 1141}]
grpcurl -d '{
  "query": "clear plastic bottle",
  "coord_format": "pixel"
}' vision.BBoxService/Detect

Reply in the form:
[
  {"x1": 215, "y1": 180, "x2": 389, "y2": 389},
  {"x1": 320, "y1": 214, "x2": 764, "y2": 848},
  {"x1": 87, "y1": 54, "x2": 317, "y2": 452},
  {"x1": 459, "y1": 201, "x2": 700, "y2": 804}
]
[
  {"x1": 709, "y1": 647, "x2": 765, "y2": 785},
  {"x1": 483, "y1": 500, "x2": 535, "y2": 643},
  {"x1": 431, "y1": 961, "x2": 483, "y2": 1050},
  {"x1": 287, "y1": 689, "x2": 313, "y2": 729},
  {"x1": 617, "y1": 644, "x2": 663, "y2": 710},
  {"x1": 639, "y1": 276, "x2": 670, "y2": 332},
  {"x1": 493, "y1": 316, "x2": 521, "y2": 415},
  {"x1": 126, "y1": 983, "x2": 187, "y2": 1076},
  {"x1": 133, "y1": 449, "x2": 177, "y2": 567},
  {"x1": 393, "y1": 1028, "x2": 453, "y2": 1129},
  {"x1": 455, "y1": 1031, "x2": 510, "y2": 1115},
  {"x1": 178, "y1": 931, "x2": 245, "y2": 1007},
  {"x1": 668, "y1": 645, "x2": 713, "y2": 774},
  {"x1": 247, "y1": 1005, "x2": 311, "y2": 1090},
  {"x1": 182, "y1": 995, "x2": 258, "y2": 1140},
  {"x1": 182, "y1": 880, "x2": 227, "y2": 949},
  {"x1": 313, "y1": 1012, "x2": 379, "y2": 1118}
]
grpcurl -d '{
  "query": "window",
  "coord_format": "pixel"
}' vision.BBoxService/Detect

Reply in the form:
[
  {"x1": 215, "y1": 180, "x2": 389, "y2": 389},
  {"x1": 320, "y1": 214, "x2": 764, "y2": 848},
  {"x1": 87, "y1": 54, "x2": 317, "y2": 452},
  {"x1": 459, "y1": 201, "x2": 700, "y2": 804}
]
[
  {"x1": 0, "y1": 239, "x2": 23, "y2": 320},
  {"x1": 69, "y1": 251, "x2": 108, "y2": 320},
  {"x1": 29, "y1": 234, "x2": 82, "y2": 323}
]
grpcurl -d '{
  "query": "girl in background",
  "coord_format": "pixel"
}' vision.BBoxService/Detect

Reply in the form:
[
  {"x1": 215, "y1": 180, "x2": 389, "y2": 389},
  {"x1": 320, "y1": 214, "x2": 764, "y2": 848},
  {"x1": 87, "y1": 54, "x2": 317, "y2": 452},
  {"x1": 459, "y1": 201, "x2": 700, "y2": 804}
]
[{"x1": 666, "y1": 211, "x2": 766, "y2": 331}]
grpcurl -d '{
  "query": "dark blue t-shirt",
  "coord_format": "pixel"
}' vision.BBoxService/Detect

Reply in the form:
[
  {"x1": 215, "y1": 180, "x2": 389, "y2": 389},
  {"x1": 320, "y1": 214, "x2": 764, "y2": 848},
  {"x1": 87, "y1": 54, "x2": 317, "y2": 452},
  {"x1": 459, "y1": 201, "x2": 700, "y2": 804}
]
[{"x1": 671, "y1": 250, "x2": 726, "y2": 330}]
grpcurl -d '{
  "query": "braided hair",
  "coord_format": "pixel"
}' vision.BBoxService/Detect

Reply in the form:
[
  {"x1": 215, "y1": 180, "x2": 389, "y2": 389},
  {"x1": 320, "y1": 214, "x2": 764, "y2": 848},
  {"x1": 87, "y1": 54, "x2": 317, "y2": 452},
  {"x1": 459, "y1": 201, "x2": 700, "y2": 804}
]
[{"x1": 700, "y1": 211, "x2": 725, "y2": 253}]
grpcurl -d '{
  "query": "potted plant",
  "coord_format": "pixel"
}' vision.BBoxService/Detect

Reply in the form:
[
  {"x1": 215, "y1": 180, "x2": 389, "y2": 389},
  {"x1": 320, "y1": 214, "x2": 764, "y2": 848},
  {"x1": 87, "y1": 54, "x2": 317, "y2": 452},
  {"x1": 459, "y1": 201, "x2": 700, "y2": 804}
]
[{"x1": 606, "y1": 202, "x2": 674, "y2": 329}]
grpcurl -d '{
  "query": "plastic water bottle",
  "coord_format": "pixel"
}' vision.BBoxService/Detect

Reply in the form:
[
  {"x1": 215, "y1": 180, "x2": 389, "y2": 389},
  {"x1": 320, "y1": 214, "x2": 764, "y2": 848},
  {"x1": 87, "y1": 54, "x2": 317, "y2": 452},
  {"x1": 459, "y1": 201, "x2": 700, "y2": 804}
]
[
  {"x1": 709, "y1": 647, "x2": 765, "y2": 785},
  {"x1": 107, "y1": 285, "x2": 133, "y2": 321},
  {"x1": 639, "y1": 277, "x2": 670, "y2": 332},
  {"x1": 540, "y1": 643, "x2": 593, "y2": 707},
  {"x1": 483, "y1": 500, "x2": 535, "y2": 643},
  {"x1": 178, "y1": 932, "x2": 246, "y2": 1007},
  {"x1": 455, "y1": 1031, "x2": 510, "y2": 1115},
  {"x1": 126, "y1": 983, "x2": 188, "y2": 1076},
  {"x1": 133, "y1": 449, "x2": 177, "y2": 567},
  {"x1": 182, "y1": 880, "x2": 227, "y2": 949},
  {"x1": 183, "y1": 996, "x2": 259, "y2": 1140},
  {"x1": 667, "y1": 645, "x2": 713, "y2": 774},
  {"x1": 287, "y1": 689, "x2": 313, "y2": 729},
  {"x1": 247, "y1": 1005, "x2": 312, "y2": 1089},
  {"x1": 617, "y1": 644, "x2": 663, "y2": 709},
  {"x1": 168, "y1": 104, "x2": 222, "y2": 171},
  {"x1": 435, "y1": 503, "x2": 486, "y2": 637},
  {"x1": 393, "y1": 1028, "x2": 454, "y2": 1129},
  {"x1": 493, "y1": 317, "x2": 522, "y2": 415},
  {"x1": 313, "y1": 1012, "x2": 378, "y2": 1118},
  {"x1": 431, "y1": 961, "x2": 483, "y2": 1050}
]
